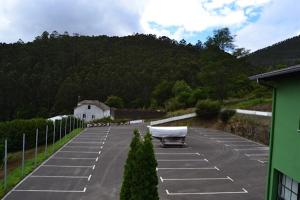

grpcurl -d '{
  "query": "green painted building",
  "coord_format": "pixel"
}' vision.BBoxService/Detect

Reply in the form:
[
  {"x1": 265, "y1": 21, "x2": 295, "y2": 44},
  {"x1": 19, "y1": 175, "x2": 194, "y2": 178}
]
[{"x1": 250, "y1": 65, "x2": 300, "y2": 200}]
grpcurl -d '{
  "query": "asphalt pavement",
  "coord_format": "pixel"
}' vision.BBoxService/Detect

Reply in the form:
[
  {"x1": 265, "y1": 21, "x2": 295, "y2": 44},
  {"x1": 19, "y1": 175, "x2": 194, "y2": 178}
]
[{"x1": 3, "y1": 125, "x2": 267, "y2": 200}]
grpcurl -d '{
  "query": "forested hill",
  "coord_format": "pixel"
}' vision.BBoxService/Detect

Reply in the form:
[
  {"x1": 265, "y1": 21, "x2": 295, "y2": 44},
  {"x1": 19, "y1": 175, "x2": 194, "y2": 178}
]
[
  {"x1": 0, "y1": 31, "x2": 257, "y2": 121},
  {"x1": 247, "y1": 34, "x2": 300, "y2": 67}
]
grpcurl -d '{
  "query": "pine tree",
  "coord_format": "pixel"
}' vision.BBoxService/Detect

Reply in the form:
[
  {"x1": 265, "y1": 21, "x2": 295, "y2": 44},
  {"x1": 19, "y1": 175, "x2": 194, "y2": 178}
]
[{"x1": 120, "y1": 129, "x2": 141, "y2": 200}]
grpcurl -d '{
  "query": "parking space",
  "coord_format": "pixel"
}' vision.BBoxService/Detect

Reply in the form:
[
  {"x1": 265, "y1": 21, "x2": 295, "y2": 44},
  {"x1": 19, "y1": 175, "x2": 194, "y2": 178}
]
[
  {"x1": 153, "y1": 127, "x2": 267, "y2": 200},
  {"x1": 197, "y1": 129, "x2": 270, "y2": 164},
  {"x1": 4, "y1": 127, "x2": 111, "y2": 200}
]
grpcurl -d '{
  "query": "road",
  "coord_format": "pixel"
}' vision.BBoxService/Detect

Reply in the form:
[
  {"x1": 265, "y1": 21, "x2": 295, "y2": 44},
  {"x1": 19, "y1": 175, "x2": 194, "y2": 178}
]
[{"x1": 3, "y1": 125, "x2": 267, "y2": 200}]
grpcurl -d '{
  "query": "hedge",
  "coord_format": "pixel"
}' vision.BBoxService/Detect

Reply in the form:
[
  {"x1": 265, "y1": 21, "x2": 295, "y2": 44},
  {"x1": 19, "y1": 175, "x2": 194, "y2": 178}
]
[{"x1": 0, "y1": 116, "x2": 83, "y2": 160}]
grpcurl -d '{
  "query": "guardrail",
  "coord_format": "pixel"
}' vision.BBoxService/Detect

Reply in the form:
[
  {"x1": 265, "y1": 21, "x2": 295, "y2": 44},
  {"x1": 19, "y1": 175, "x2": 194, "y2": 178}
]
[
  {"x1": 235, "y1": 109, "x2": 272, "y2": 117},
  {"x1": 150, "y1": 113, "x2": 197, "y2": 126},
  {"x1": 129, "y1": 119, "x2": 145, "y2": 124},
  {"x1": 150, "y1": 109, "x2": 272, "y2": 126}
]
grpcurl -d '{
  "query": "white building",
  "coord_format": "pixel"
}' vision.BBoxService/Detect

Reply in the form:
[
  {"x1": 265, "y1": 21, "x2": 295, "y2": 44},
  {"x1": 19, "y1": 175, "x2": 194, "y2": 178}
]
[{"x1": 74, "y1": 100, "x2": 113, "y2": 121}]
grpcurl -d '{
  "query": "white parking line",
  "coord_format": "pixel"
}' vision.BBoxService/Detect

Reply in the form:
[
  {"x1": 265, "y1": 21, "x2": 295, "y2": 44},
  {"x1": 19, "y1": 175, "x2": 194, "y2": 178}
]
[
  {"x1": 234, "y1": 147, "x2": 269, "y2": 151},
  {"x1": 73, "y1": 139, "x2": 106, "y2": 142},
  {"x1": 59, "y1": 150, "x2": 99, "y2": 153},
  {"x1": 30, "y1": 175, "x2": 89, "y2": 179},
  {"x1": 51, "y1": 157, "x2": 96, "y2": 160},
  {"x1": 160, "y1": 176, "x2": 234, "y2": 182},
  {"x1": 225, "y1": 144, "x2": 263, "y2": 147},
  {"x1": 76, "y1": 136, "x2": 106, "y2": 138},
  {"x1": 157, "y1": 159, "x2": 208, "y2": 162},
  {"x1": 13, "y1": 188, "x2": 87, "y2": 193},
  {"x1": 155, "y1": 153, "x2": 201, "y2": 155},
  {"x1": 42, "y1": 165, "x2": 94, "y2": 168},
  {"x1": 166, "y1": 188, "x2": 248, "y2": 195},
  {"x1": 71, "y1": 142, "x2": 103, "y2": 144},
  {"x1": 257, "y1": 160, "x2": 268, "y2": 163},
  {"x1": 217, "y1": 141, "x2": 252, "y2": 143},
  {"x1": 245, "y1": 153, "x2": 269, "y2": 157},
  {"x1": 156, "y1": 166, "x2": 219, "y2": 171},
  {"x1": 64, "y1": 146, "x2": 100, "y2": 149}
]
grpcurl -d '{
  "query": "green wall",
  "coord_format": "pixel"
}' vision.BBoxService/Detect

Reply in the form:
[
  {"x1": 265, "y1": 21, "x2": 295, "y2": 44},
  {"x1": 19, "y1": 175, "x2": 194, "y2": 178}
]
[{"x1": 267, "y1": 77, "x2": 300, "y2": 200}]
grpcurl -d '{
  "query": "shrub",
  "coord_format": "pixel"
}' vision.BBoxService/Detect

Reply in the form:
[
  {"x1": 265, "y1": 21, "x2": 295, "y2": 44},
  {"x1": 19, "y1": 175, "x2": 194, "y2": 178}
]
[
  {"x1": 120, "y1": 129, "x2": 141, "y2": 200},
  {"x1": 220, "y1": 109, "x2": 236, "y2": 123},
  {"x1": 165, "y1": 97, "x2": 183, "y2": 111},
  {"x1": 90, "y1": 117, "x2": 113, "y2": 124},
  {"x1": 120, "y1": 130, "x2": 159, "y2": 200},
  {"x1": 136, "y1": 133, "x2": 159, "y2": 200},
  {"x1": 176, "y1": 91, "x2": 191, "y2": 107},
  {"x1": 195, "y1": 99, "x2": 221, "y2": 119},
  {"x1": 172, "y1": 80, "x2": 192, "y2": 96},
  {"x1": 105, "y1": 95, "x2": 124, "y2": 108},
  {"x1": 0, "y1": 116, "x2": 82, "y2": 161}
]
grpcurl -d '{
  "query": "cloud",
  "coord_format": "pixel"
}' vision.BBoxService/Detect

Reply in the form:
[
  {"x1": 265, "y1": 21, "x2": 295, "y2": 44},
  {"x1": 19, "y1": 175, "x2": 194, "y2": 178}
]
[
  {"x1": 140, "y1": 0, "x2": 270, "y2": 41},
  {"x1": 0, "y1": 0, "x2": 143, "y2": 43},
  {"x1": 1, "y1": 0, "x2": 297, "y2": 51},
  {"x1": 235, "y1": 0, "x2": 300, "y2": 51}
]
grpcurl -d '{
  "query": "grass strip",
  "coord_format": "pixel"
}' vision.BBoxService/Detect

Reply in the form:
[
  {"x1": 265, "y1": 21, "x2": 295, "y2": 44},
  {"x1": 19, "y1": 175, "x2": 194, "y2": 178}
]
[{"x1": 0, "y1": 128, "x2": 83, "y2": 198}]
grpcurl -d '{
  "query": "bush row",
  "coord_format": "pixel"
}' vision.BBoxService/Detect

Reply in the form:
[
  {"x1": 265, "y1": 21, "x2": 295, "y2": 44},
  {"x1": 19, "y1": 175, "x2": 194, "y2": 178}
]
[
  {"x1": 0, "y1": 117, "x2": 84, "y2": 158},
  {"x1": 90, "y1": 117, "x2": 129, "y2": 125}
]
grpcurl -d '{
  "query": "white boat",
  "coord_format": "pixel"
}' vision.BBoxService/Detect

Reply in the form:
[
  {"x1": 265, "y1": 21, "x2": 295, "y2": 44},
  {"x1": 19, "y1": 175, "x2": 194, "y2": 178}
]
[{"x1": 148, "y1": 126, "x2": 188, "y2": 147}]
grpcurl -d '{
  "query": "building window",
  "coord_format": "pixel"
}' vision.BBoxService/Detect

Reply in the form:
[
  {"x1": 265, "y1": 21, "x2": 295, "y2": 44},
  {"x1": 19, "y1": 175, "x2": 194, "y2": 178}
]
[
  {"x1": 278, "y1": 173, "x2": 299, "y2": 200},
  {"x1": 92, "y1": 115, "x2": 95, "y2": 119},
  {"x1": 83, "y1": 114, "x2": 86, "y2": 119},
  {"x1": 88, "y1": 105, "x2": 91, "y2": 109}
]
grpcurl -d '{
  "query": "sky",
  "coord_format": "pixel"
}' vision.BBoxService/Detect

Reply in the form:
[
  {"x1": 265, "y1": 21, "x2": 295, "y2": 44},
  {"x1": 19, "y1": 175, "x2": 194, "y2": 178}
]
[{"x1": 0, "y1": 0, "x2": 299, "y2": 51}]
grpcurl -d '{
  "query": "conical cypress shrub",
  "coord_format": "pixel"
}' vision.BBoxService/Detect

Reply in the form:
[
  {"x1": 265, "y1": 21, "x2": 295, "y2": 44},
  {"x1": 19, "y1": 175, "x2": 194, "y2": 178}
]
[
  {"x1": 120, "y1": 129, "x2": 141, "y2": 200},
  {"x1": 131, "y1": 132, "x2": 159, "y2": 200},
  {"x1": 140, "y1": 132, "x2": 159, "y2": 200}
]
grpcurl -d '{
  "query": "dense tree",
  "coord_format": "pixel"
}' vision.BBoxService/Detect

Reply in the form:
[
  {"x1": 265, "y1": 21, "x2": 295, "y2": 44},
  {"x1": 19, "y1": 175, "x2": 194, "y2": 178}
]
[
  {"x1": 105, "y1": 96, "x2": 124, "y2": 108},
  {"x1": 246, "y1": 34, "x2": 300, "y2": 67},
  {"x1": 233, "y1": 47, "x2": 250, "y2": 58},
  {"x1": 172, "y1": 80, "x2": 192, "y2": 96},
  {"x1": 205, "y1": 28, "x2": 235, "y2": 51},
  {"x1": 195, "y1": 40, "x2": 203, "y2": 49},
  {"x1": 151, "y1": 80, "x2": 173, "y2": 107},
  {"x1": 0, "y1": 30, "x2": 257, "y2": 121},
  {"x1": 179, "y1": 39, "x2": 187, "y2": 45}
]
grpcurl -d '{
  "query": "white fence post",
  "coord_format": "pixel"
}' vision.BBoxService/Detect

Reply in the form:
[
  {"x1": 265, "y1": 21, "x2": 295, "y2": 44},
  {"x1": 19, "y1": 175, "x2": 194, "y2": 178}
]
[
  {"x1": 35, "y1": 129, "x2": 38, "y2": 166},
  {"x1": 52, "y1": 121, "x2": 56, "y2": 151},
  {"x1": 4, "y1": 139, "x2": 7, "y2": 189},
  {"x1": 45, "y1": 125, "x2": 48, "y2": 155},
  {"x1": 22, "y1": 133, "x2": 25, "y2": 176}
]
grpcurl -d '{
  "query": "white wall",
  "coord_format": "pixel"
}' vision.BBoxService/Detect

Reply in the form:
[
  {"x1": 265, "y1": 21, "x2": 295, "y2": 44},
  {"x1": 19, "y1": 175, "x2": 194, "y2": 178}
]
[
  {"x1": 104, "y1": 110, "x2": 110, "y2": 118},
  {"x1": 74, "y1": 105, "x2": 108, "y2": 122}
]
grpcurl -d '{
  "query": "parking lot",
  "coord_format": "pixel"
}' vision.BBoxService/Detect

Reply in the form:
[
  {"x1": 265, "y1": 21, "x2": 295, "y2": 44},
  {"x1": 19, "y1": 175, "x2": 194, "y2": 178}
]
[
  {"x1": 153, "y1": 127, "x2": 268, "y2": 200},
  {"x1": 3, "y1": 125, "x2": 267, "y2": 200},
  {"x1": 3, "y1": 126, "x2": 138, "y2": 200}
]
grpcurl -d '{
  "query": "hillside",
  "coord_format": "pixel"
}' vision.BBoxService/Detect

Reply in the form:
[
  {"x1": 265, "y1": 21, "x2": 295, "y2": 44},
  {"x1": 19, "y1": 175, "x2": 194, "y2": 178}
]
[
  {"x1": 247, "y1": 34, "x2": 300, "y2": 67},
  {"x1": 0, "y1": 31, "x2": 257, "y2": 121}
]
